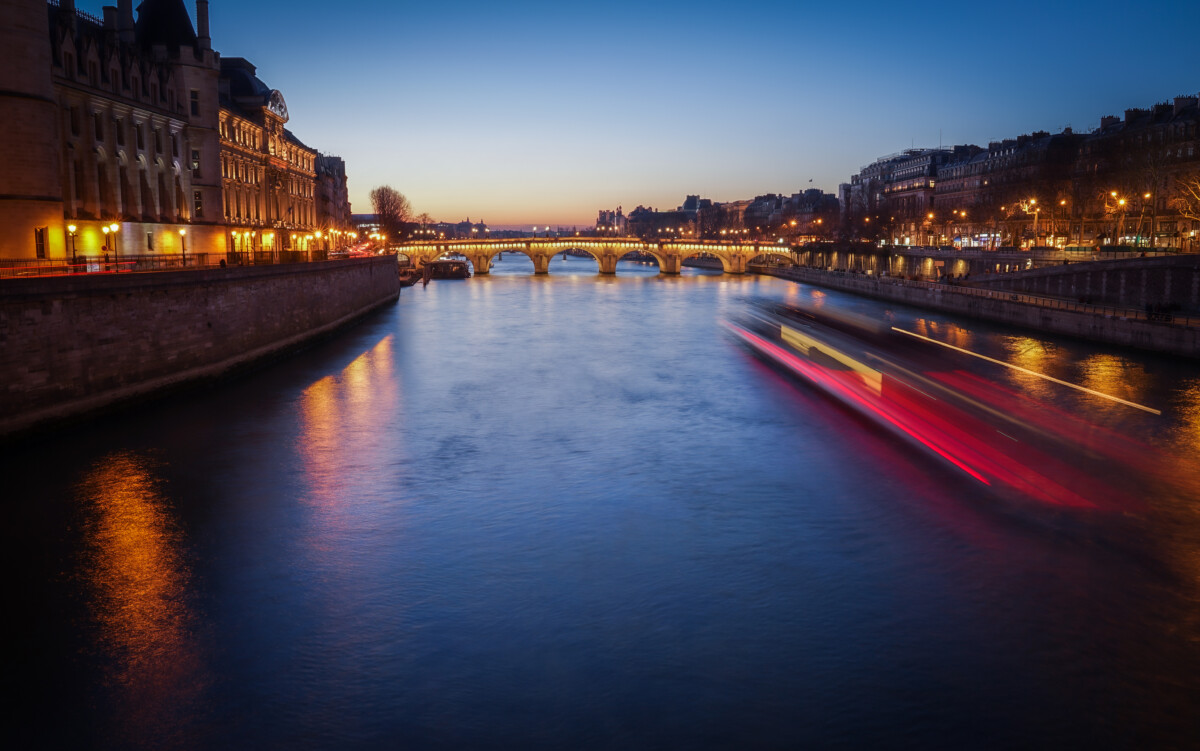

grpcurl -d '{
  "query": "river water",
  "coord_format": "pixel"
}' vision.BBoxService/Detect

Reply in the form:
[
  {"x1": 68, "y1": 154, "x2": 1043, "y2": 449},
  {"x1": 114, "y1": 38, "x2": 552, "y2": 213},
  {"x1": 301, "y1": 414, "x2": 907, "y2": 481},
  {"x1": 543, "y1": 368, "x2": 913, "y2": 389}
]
[{"x1": 8, "y1": 255, "x2": 1200, "y2": 749}]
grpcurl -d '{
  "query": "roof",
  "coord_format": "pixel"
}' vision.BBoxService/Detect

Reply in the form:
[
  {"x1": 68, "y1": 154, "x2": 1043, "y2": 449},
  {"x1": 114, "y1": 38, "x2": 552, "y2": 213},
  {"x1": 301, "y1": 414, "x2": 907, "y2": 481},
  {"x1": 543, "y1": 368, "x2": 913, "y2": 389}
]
[{"x1": 134, "y1": 0, "x2": 197, "y2": 49}]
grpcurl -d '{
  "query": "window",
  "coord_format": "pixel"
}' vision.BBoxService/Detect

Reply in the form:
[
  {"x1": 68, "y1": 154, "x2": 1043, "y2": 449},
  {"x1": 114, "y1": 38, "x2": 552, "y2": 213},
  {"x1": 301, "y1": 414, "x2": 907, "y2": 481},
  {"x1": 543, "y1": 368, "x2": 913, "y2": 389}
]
[
  {"x1": 190, "y1": 149, "x2": 201, "y2": 177},
  {"x1": 151, "y1": 82, "x2": 158, "y2": 102},
  {"x1": 172, "y1": 133, "x2": 178, "y2": 157},
  {"x1": 147, "y1": 232, "x2": 155, "y2": 251},
  {"x1": 136, "y1": 124, "x2": 144, "y2": 150},
  {"x1": 35, "y1": 227, "x2": 47, "y2": 259},
  {"x1": 115, "y1": 118, "x2": 124, "y2": 146},
  {"x1": 89, "y1": 61, "x2": 98, "y2": 84},
  {"x1": 111, "y1": 68, "x2": 119, "y2": 93},
  {"x1": 94, "y1": 112, "x2": 103, "y2": 141},
  {"x1": 69, "y1": 107, "x2": 79, "y2": 136},
  {"x1": 132, "y1": 76, "x2": 139, "y2": 98},
  {"x1": 74, "y1": 160, "x2": 84, "y2": 200},
  {"x1": 154, "y1": 128, "x2": 162, "y2": 153},
  {"x1": 190, "y1": 90, "x2": 199, "y2": 116},
  {"x1": 193, "y1": 190, "x2": 203, "y2": 217}
]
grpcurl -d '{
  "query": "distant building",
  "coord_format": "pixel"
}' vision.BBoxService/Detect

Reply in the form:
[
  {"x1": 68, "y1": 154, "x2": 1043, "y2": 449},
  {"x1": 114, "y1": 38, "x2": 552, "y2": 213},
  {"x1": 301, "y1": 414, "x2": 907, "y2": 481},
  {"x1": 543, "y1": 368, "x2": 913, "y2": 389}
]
[
  {"x1": 847, "y1": 96, "x2": 1200, "y2": 249},
  {"x1": 316, "y1": 154, "x2": 352, "y2": 242},
  {"x1": 595, "y1": 207, "x2": 626, "y2": 234}
]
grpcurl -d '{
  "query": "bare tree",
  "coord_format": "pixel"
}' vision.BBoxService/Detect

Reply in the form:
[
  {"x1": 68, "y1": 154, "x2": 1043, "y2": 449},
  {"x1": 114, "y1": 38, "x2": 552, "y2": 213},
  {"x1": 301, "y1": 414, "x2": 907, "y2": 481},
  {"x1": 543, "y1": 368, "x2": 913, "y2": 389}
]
[
  {"x1": 1171, "y1": 173, "x2": 1200, "y2": 222},
  {"x1": 369, "y1": 186, "x2": 413, "y2": 240}
]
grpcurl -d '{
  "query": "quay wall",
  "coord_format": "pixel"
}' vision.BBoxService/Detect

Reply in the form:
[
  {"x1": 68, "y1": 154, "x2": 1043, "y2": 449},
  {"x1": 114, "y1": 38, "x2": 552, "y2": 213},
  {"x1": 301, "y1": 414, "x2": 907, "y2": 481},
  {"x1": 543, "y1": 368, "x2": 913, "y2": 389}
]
[
  {"x1": 0, "y1": 256, "x2": 400, "y2": 438},
  {"x1": 756, "y1": 266, "x2": 1200, "y2": 359},
  {"x1": 963, "y1": 254, "x2": 1200, "y2": 310}
]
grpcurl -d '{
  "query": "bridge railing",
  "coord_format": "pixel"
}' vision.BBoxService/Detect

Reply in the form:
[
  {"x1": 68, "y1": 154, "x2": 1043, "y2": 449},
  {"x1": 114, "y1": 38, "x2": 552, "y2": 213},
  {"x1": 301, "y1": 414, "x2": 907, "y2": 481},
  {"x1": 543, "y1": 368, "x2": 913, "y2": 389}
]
[{"x1": 754, "y1": 265, "x2": 1198, "y2": 328}]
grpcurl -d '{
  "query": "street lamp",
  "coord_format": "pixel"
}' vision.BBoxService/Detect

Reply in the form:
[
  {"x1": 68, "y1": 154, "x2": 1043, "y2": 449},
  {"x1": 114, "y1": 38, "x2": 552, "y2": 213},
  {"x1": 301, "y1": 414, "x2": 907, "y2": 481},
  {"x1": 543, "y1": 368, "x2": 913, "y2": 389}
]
[
  {"x1": 105, "y1": 222, "x2": 119, "y2": 269},
  {"x1": 67, "y1": 224, "x2": 77, "y2": 264},
  {"x1": 179, "y1": 228, "x2": 187, "y2": 267}
]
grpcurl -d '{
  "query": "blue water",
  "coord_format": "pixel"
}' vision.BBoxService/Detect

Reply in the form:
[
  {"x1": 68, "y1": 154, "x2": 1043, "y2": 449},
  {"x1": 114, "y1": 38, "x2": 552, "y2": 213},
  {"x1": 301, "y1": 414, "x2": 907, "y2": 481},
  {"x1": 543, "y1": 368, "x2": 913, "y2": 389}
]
[{"x1": 8, "y1": 256, "x2": 1200, "y2": 749}]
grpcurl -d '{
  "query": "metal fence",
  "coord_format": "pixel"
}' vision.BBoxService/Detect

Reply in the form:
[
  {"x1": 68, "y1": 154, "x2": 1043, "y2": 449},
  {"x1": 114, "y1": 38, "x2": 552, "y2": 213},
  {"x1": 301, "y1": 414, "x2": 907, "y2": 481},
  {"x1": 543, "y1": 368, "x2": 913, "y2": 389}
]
[
  {"x1": 754, "y1": 265, "x2": 1198, "y2": 328},
  {"x1": 0, "y1": 250, "x2": 335, "y2": 279}
]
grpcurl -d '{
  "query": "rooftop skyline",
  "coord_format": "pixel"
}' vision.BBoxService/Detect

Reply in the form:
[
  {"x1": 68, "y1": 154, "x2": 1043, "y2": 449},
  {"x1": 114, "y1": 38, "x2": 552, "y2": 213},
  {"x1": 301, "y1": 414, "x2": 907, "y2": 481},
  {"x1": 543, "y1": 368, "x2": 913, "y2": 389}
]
[{"x1": 195, "y1": 0, "x2": 1200, "y2": 226}]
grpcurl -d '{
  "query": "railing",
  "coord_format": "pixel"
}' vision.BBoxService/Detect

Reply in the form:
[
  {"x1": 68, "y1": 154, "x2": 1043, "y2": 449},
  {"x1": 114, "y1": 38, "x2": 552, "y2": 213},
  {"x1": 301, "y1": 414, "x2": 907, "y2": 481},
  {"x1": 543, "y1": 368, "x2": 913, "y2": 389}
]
[
  {"x1": 881, "y1": 244, "x2": 1177, "y2": 262},
  {"x1": 754, "y1": 265, "x2": 1199, "y2": 328},
  {"x1": 0, "y1": 249, "x2": 341, "y2": 279}
]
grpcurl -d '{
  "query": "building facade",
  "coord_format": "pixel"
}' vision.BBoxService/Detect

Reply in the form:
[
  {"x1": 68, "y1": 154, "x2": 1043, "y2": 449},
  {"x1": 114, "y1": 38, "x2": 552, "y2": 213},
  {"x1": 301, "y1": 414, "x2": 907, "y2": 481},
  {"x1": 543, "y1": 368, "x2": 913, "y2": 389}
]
[
  {"x1": 0, "y1": 0, "x2": 347, "y2": 262},
  {"x1": 846, "y1": 96, "x2": 1200, "y2": 251},
  {"x1": 218, "y1": 57, "x2": 318, "y2": 255}
]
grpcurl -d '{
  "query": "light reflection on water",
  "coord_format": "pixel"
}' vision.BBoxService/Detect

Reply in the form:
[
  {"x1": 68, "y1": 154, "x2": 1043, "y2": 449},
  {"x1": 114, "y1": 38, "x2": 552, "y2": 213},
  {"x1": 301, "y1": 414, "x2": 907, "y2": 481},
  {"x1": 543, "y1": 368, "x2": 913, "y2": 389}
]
[
  {"x1": 76, "y1": 452, "x2": 207, "y2": 747},
  {"x1": 8, "y1": 260, "x2": 1200, "y2": 748}
]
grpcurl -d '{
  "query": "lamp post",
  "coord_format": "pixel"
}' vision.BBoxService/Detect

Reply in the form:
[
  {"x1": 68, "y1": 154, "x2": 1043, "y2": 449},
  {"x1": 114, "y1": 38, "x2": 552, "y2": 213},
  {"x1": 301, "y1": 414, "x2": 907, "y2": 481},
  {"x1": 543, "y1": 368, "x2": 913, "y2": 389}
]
[
  {"x1": 1029, "y1": 198, "x2": 1039, "y2": 246},
  {"x1": 67, "y1": 224, "x2": 77, "y2": 265},
  {"x1": 179, "y1": 228, "x2": 187, "y2": 267},
  {"x1": 103, "y1": 222, "x2": 119, "y2": 270}
]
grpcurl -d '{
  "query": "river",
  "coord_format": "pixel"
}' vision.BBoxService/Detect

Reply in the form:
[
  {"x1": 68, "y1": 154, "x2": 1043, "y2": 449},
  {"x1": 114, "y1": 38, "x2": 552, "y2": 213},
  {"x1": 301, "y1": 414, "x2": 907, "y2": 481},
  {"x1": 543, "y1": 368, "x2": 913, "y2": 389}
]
[{"x1": 8, "y1": 254, "x2": 1200, "y2": 749}]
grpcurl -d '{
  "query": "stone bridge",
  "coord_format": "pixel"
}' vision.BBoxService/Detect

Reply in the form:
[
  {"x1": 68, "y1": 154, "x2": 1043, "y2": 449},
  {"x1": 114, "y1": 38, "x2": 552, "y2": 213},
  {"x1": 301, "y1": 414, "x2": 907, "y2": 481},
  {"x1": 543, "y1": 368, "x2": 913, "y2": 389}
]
[{"x1": 398, "y1": 238, "x2": 794, "y2": 275}]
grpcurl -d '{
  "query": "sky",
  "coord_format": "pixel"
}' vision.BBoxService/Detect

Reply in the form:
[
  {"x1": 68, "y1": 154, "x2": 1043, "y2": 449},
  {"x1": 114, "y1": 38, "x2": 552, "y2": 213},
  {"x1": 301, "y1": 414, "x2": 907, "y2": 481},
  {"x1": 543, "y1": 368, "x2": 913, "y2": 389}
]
[{"x1": 192, "y1": 0, "x2": 1200, "y2": 227}]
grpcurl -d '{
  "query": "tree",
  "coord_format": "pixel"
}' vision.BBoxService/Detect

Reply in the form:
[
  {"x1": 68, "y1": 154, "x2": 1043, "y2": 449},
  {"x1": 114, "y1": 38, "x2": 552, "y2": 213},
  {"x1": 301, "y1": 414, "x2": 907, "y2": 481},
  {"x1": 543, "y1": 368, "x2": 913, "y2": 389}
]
[
  {"x1": 369, "y1": 186, "x2": 412, "y2": 241},
  {"x1": 1171, "y1": 173, "x2": 1200, "y2": 222}
]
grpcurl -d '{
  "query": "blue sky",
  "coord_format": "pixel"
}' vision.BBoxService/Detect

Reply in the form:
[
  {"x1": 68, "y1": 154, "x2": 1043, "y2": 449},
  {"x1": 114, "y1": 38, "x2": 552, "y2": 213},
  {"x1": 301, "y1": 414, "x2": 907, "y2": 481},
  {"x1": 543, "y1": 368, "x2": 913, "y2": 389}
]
[{"x1": 196, "y1": 0, "x2": 1200, "y2": 226}]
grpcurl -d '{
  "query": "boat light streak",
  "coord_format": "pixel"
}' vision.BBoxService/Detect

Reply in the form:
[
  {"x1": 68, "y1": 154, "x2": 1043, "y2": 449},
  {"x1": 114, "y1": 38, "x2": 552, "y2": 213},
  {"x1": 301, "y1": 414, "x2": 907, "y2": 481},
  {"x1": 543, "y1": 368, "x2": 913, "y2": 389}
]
[
  {"x1": 729, "y1": 324, "x2": 991, "y2": 485},
  {"x1": 890, "y1": 327, "x2": 1161, "y2": 415}
]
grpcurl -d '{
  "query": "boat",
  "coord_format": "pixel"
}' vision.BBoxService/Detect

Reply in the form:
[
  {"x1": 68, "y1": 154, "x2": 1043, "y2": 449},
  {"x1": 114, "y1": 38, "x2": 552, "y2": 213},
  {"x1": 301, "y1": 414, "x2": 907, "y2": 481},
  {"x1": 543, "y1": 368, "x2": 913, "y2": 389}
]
[
  {"x1": 423, "y1": 259, "x2": 471, "y2": 279},
  {"x1": 726, "y1": 300, "x2": 1162, "y2": 511}
]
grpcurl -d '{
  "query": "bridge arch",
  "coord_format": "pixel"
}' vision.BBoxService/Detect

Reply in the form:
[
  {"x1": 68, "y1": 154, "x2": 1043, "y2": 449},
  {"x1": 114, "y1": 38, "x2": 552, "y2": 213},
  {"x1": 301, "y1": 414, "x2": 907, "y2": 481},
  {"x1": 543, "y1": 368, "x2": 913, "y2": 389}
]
[
  {"x1": 748, "y1": 246, "x2": 794, "y2": 268},
  {"x1": 679, "y1": 249, "x2": 733, "y2": 273}
]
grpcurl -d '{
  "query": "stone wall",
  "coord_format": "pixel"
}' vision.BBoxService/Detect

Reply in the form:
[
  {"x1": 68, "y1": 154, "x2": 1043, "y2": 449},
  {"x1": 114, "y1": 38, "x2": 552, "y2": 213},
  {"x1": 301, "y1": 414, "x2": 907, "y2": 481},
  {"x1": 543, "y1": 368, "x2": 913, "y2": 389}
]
[
  {"x1": 964, "y1": 255, "x2": 1200, "y2": 310},
  {"x1": 1, "y1": 255, "x2": 399, "y2": 438}
]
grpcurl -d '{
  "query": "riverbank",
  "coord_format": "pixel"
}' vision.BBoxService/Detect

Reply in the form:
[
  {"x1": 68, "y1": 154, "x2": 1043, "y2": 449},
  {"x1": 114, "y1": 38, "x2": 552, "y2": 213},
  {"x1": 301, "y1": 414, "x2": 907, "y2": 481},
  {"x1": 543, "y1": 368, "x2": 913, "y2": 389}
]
[
  {"x1": 753, "y1": 264, "x2": 1200, "y2": 359},
  {"x1": 0, "y1": 255, "x2": 400, "y2": 440}
]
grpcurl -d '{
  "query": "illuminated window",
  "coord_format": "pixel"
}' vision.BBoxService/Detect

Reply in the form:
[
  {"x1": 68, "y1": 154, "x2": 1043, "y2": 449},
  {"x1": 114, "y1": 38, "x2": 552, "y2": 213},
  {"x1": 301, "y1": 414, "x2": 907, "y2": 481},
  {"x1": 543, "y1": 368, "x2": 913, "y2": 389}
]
[{"x1": 193, "y1": 190, "x2": 203, "y2": 217}]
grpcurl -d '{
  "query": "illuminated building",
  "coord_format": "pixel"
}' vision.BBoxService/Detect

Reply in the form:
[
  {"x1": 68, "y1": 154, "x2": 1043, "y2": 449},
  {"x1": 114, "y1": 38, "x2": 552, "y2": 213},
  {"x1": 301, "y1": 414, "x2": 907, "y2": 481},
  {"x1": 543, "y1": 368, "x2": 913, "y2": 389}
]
[{"x1": 0, "y1": 0, "x2": 347, "y2": 262}]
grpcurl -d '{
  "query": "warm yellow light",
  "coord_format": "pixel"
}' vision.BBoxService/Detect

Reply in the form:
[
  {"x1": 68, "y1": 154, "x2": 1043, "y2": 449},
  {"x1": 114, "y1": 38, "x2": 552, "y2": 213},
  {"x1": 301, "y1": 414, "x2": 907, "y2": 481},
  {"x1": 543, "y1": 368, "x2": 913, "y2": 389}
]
[
  {"x1": 179, "y1": 229, "x2": 186, "y2": 236},
  {"x1": 1118, "y1": 199, "x2": 1126, "y2": 206},
  {"x1": 1144, "y1": 193, "x2": 1151, "y2": 199},
  {"x1": 1029, "y1": 198, "x2": 1036, "y2": 205},
  {"x1": 102, "y1": 227, "x2": 110, "y2": 235},
  {"x1": 67, "y1": 224, "x2": 77, "y2": 233},
  {"x1": 109, "y1": 223, "x2": 119, "y2": 232}
]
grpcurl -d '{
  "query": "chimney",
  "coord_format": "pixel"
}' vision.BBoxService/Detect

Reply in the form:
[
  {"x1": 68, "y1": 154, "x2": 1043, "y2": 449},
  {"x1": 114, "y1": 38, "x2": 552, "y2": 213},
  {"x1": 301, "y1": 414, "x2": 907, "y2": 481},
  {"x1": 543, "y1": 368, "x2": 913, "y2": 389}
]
[
  {"x1": 103, "y1": 5, "x2": 118, "y2": 30},
  {"x1": 117, "y1": 0, "x2": 133, "y2": 43},
  {"x1": 197, "y1": 0, "x2": 211, "y2": 50},
  {"x1": 1175, "y1": 95, "x2": 1198, "y2": 115}
]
